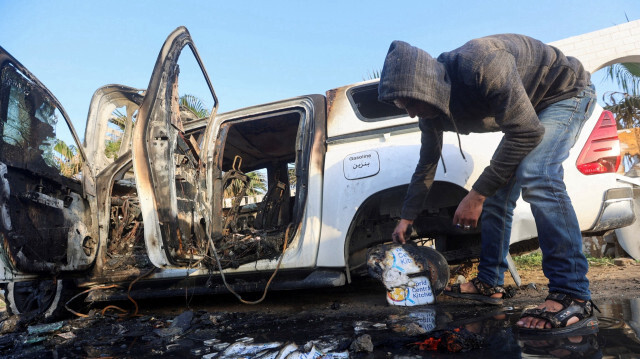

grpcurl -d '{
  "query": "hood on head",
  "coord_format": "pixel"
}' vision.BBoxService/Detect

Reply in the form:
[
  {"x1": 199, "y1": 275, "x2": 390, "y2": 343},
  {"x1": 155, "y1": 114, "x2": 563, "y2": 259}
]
[{"x1": 378, "y1": 40, "x2": 451, "y2": 119}]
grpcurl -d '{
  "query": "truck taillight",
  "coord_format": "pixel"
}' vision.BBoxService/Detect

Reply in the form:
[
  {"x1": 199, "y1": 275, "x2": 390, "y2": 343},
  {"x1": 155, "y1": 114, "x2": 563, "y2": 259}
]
[{"x1": 576, "y1": 110, "x2": 620, "y2": 175}]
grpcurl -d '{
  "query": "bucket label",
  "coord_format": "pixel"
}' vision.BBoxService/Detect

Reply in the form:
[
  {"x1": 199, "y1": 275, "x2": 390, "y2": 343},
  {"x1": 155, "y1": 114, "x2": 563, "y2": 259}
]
[
  {"x1": 387, "y1": 276, "x2": 434, "y2": 306},
  {"x1": 386, "y1": 246, "x2": 422, "y2": 274}
]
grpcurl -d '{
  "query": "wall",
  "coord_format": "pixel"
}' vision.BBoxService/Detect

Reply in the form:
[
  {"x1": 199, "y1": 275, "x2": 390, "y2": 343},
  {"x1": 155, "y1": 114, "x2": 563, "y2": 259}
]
[{"x1": 550, "y1": 20, "x2": 640, "y2": 73}]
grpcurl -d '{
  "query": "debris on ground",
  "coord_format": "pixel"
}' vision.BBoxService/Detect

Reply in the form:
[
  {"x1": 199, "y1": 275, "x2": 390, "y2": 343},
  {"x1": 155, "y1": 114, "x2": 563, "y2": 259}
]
[
  {"x1": 27, "y1": 321, "x2": 64, "y2": 335},
  {"x1": 614, "y1": 258, "x2": 636, "y2": 266},
  {"x1": 526, "y1": 283, "x2": 537, "y2": 290},
  {"x1": 349, "y1": 334, "x2": 374, "y2": 353},
  {"x1": 388, "y1": 308, "x2": 438, "y2": 336},
  {"x1": 0, "y1": 314, "x2": 21, "y2": 334},
  {"x1": 199, "y1": 337, "x2": 350, "y2": 358},
  {"x1": 218, "y1": 340, "x2": 282, "y2": 357},
  {"x1": 455, "y1": 275, "x2": 467, "y2": 284},
  {"x1": 1, "y1": 264, "x2": 639, "y2": 357},
  {"x1": 154, "y1": 310, "x2": 194, "y2": 337},
  {"x1": 412, "y1": 327, "x2": 484, "y2": 352}
]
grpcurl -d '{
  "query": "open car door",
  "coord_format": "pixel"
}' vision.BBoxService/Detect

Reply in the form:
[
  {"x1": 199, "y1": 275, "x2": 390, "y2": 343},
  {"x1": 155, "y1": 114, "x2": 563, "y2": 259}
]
[
  {"x1": 0, "y1": 47, "x2": 97, "y2": 277},
  {"x1": 132, "y1": 27, "x2": 217, "y2": 267}
]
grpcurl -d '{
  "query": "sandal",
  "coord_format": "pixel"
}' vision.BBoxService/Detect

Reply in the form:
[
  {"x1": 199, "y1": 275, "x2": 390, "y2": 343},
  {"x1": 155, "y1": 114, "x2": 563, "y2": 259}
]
[
  {"x1": 519, "y1": 333, "x2": 601, "y2": 358},
  {"x1": 517, "y1": 293, "x2": 600, "y2": 336},
  {"x1": 443, "y1": 277, "x2": 505, "y2": 306}
]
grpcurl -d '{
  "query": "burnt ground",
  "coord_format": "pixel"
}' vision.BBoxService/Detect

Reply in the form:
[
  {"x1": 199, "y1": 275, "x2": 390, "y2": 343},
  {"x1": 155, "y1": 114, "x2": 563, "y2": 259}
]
[{"x1": 0, "y1": 261, "x2": 639, "y2": 358}]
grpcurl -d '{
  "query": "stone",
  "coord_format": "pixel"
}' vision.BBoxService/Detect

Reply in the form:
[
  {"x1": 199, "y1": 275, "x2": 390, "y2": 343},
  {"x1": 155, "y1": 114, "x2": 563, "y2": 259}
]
[
  {"x1": 403, "y1": 322, "x2": 427, "y2": 336},
  {"x1": 614, "y1": 258, "x2": 636, "y2": 266},
  {"x1": 154, "y1": 327, "x2": 183, "y2": 338},
  {"x1": 170, "y1": 310, "x2": 194, "y2": 331},
  {"x1": 0, "y1": 315, "x2": 21, "y2": 334},
  {"x1": 583, "y1": 236, "x2": 607, "y2": 258},
  {"x1": 350, "y1": 334, "x2": 374, "y2": 353}
]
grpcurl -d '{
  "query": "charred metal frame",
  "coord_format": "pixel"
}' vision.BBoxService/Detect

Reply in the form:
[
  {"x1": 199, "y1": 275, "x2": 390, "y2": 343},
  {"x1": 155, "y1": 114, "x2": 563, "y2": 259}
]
[
  {"x1": 132, "y1": 27, "x2": 217, "y2": 267},
  {"x1": 0, "y1": 47, "x2": 96, "y2": 276},
  {"x1": 209, "y1": 98, "x2": 324, "y2": 248}
]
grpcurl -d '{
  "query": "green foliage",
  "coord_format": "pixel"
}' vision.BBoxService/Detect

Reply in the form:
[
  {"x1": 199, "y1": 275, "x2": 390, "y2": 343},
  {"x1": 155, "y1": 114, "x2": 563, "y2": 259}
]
[
  {"x1": 513, "y1": 252, "x2": 543, "y2": 269},
  {"x1": 603, "y1": 92, "x2": 640, "y2": 129},
  {"x1": 180, "y1": 94, "x2": 210, "y2": 119},
  {"x1": 53, "y1": 140, "x2": 82, "y2": 178},
  {"x1": 224, "y1": 170, "x2": 267, "y2": 199},
  {"x1": 54, "y1": 140, "x2": 74, "y2": 160},
  {"x1": 602, "y1": 62, "x2": 640, "y2": 129},
  {"x1": 514, "y1": 252, "x2": 616, "y2": 269},
  {"x1": 605, "y1": 62, "x2": 640, "y2": 96},
  {"x1": 246, "y1": 171, "x2": 267, "y2": 195},
  {"x1": 105, "y1": 139, "x2": 122, "y2": 159},
  {"x1": 585, "y1": 256, "x2": 614, "y2": 267},
  {"x1": 288, "y1": 163, "x2": 296, "y2": 189},
  {"x1": 110, "y1": 109, "x2": 128, "y2": 130}
]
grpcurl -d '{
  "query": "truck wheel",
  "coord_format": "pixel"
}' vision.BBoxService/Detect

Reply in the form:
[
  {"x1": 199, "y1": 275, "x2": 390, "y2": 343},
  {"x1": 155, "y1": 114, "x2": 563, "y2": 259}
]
[{"x1": 4, "y1": 280, "x2": 69, "y2": 321}]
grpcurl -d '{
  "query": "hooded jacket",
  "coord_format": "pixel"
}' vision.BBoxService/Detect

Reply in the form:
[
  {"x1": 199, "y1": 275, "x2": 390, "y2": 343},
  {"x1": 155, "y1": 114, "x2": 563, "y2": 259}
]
[{"x1": 379, "y1": 34, "x2": 590, "y2": 220}]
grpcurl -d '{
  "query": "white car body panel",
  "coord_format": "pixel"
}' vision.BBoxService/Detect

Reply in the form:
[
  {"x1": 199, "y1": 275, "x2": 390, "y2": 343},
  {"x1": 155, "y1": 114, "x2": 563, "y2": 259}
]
[{"x1": 316, "y1": 80, "x2": 622, "y2": 268}]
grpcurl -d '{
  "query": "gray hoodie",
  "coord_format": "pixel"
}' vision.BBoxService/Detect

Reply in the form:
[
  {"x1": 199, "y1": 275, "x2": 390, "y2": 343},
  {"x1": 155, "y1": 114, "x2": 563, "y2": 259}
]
[{"x1": 379, "y1": 34, "x2": 590, "y2": 220}]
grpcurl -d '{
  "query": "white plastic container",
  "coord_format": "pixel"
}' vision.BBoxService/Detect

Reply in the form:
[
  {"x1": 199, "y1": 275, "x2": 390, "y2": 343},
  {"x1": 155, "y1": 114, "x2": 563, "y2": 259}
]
[{"x1": 382, "y1": 246, "x2": 435, "y2": 306}]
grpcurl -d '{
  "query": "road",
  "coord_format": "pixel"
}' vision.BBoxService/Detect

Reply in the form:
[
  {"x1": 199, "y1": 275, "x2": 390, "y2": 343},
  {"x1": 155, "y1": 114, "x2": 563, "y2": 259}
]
[{"x1": 1, "y1": 263, "x2": 640, "y2": 358}]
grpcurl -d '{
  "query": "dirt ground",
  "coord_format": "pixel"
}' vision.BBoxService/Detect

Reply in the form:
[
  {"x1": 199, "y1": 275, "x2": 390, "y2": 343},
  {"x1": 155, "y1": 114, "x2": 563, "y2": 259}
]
[
  {"x1": 0, "y1": 261, "x2": 639, "y2": 358},
  {"x1": 501, "y1": 259, "x2": 640, "y2": 307}
]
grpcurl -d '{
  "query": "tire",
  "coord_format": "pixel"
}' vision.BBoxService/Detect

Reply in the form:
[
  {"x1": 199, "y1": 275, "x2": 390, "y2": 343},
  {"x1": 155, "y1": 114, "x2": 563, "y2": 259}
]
[{"x1": 4, "y1": 279, "x2": 70, "y2": 321}]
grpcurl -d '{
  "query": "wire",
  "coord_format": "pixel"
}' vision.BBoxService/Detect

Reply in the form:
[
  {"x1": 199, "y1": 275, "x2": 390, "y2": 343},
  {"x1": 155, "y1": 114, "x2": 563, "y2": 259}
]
[
  {"x1": 65, "y1": 284, "x2": 122, "y2": 318},
  {"x1": 64, "y1": 267, "x2": 155, "y2": 318},
  {"x1": 128, "y1": 267, "x2": 156, "y2": 317},
  {"x1": 207, "y1": 223, "x2": 293, "y2": 305},
  {"x1": 101, "y1": 305, "x2": 129, "y2": 316}
]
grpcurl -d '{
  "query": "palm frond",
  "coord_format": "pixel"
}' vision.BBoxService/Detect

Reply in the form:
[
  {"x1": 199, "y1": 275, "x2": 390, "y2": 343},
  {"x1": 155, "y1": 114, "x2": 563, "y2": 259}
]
[
  {"x1": 602, "y1": 91, "x2": 640, "y2": 129},
  {"x1": 180, "y1": 94, "x2": 210, "y2": 119},
  {"x1": 54, "y1": 140, "x2": 74, "y2": 160},
  {"x1": 109, "y1": 109, "x2": 128, "y2": 130},
  {"x1": 53, "y1": 140, "x2": 82, "y2": 178},
  {"x1": 364, "y1": 69, "x2": 381, "y2": 81},
  {"x1": 605, "y1": 63, "x2": 640, "y2": 96},
  {"x1": 223, "y1": 171, "x2": 267, "y2": 199},
  {"x1": 246, "y1": 171, "x2": 267, "y2": 195}
]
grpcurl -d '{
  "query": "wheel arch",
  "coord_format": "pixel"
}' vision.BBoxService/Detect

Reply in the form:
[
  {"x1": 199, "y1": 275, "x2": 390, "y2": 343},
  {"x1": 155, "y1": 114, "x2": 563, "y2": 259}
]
[{"x1": 342, "y1": 181, "x2": 469, "y2": 280}]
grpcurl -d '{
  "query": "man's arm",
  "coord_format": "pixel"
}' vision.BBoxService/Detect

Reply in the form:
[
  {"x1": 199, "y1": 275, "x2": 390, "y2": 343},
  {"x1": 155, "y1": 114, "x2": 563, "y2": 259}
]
[
  {"x1": 393, "y1": 119, "x2": 442, "y2": 243},
  {"x1": 452, "y1": 189, "x2": 486, "y2": 229}
]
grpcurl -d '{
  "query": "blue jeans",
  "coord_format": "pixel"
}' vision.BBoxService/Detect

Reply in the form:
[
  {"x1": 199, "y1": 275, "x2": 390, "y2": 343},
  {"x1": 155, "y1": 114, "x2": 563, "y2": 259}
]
[{"x1": 477, "y1": 84, "x2": 596, "y2": 301}]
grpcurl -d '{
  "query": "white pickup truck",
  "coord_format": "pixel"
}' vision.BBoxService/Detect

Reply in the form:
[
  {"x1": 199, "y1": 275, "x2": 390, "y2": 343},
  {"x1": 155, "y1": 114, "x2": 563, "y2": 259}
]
[{"x1": 0, "y1": 27, "x2": 635, "y2": 319}]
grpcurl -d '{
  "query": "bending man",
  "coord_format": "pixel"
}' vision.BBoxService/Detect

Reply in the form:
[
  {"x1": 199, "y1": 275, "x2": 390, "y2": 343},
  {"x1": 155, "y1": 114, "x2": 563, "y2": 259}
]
[{"x1": 379, "y1": 35, "x2": 597, "y2": 333}]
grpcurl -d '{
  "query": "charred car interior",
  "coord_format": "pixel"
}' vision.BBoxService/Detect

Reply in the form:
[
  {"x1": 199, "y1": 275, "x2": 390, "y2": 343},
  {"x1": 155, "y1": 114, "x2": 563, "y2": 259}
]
[{"x1": 214, "y1": 110, "x2": 303, "y2": 269}]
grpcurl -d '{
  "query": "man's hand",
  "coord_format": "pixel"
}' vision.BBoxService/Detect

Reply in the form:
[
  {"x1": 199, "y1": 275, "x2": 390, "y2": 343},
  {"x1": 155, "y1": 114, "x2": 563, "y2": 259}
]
[
  {"x1": 453, "y1": 189, "x2": 486, "y2": 230},
  {"x1": 392, "y1": 219, "x2": 413, "y2": 244}
]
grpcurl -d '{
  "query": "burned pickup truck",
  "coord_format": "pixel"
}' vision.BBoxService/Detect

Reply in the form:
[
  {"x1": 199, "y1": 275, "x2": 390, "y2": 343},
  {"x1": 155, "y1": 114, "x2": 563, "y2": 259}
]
[{"x1": 0, "y1": 27, "x2": 635, "y2": 319}]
